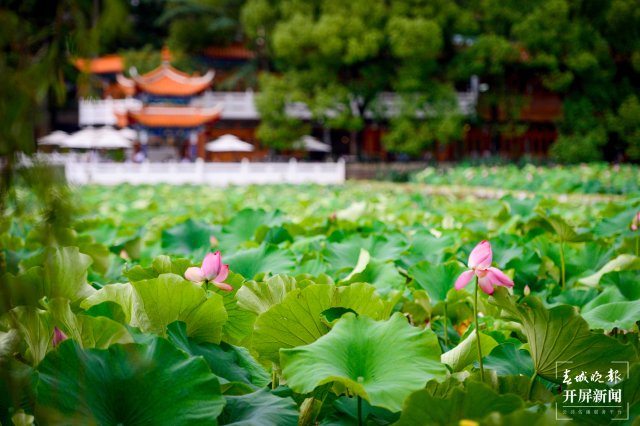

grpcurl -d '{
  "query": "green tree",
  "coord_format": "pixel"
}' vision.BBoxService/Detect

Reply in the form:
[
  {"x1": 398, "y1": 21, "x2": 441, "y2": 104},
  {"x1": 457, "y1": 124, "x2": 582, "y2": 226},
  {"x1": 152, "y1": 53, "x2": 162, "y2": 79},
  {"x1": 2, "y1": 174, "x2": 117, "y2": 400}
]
[{"x1": 242, "y1": 0, "x2": 468, "y2": 155}]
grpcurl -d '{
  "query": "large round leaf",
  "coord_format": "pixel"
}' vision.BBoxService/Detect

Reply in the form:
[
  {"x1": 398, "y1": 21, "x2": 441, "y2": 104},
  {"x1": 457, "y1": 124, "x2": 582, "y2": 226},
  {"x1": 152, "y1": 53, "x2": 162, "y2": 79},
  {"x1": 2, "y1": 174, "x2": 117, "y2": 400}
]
[
  {"x1": 218, "y1": 388, "x2": 298, "y2": 426},
  {"x1": 280, "y1": 313, "x2": 447, "y2": 412},
  {"x1": 225, "y1": 244, "x2": 295, "y2": 279},
  {"x1": 396, "y1": 380, "x2": 524, "y2": 425},
  {"x1": 408, "y1": 261, "x2": 464, "y2": 304},
  {"x1": 441, "y1": 330, "x2": 498, "y2": 372},
  {"x1": 322, "y1": 234, "x2": 406, "y2": 272},
  {"x1": 253, "y1": 283, "x2": 386, "y2": 364},
  {"x1": 236, "y1": 275, "x2": 299, "y2": 316},
  {"x1": 81, "y1": 273, "x2": 227, "y2": 343},
  {"x1": 219, "y1": 209, "x2": 283, "y2": 252},
  {"x1": 35, "y1": 338, "x2": 225, "y2": 425},
  {"x1": 581, "y1": 301, "x2": 640, "y2": 331},
  {"x1": 481, "y1": 341, "x2": 534, "y2": 377},
  {"x1": 3, "y1": 247, "x2": 95, "y2": 310},
  {"x1": 491, "y1": 288, "x2": 638, "y2": 382},
  {"x1": 341, "y1": 258, "x2": 406, "y2": 295},
  {"x1": 161, "y1": 219, "x2": 219, "y2": 257},
  {"x1": 167, "y1": 321, "x2": 269, "y2": 388}
]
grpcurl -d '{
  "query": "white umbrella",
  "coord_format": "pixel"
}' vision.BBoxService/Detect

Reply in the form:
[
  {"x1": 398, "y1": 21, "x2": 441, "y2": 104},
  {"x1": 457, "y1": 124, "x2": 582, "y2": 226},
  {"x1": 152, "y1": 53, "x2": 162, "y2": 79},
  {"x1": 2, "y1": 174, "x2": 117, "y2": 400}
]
[
  {"x1": 63, "y1": 127, "x2": 132, "y2": 149},
  {"x1": 38, "y1": 130, "x2": 69, "y2": 146},
  {"x1": 62, "y1": 127, "x2": 97, "y2": 149},
  {"x1": 119, "y1": 127, "x2": 137, "y2": 140},
  {"x1": 294, "y1": 136, "x2": 331, "y2": 152},
  {"x1": 205, "y1": 134, "x2": 255, "y2": 152}
]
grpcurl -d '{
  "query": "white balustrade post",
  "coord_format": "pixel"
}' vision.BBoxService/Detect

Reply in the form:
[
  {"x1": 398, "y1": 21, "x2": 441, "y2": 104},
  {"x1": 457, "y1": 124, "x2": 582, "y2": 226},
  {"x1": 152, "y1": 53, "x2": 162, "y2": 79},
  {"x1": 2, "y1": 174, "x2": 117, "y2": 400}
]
[
  {"x1": 195, "y1": 158, "x2": 204, "y2": 184},
  {"x1": 287, "y1": 158, "x2": 297, "y2": 183}
]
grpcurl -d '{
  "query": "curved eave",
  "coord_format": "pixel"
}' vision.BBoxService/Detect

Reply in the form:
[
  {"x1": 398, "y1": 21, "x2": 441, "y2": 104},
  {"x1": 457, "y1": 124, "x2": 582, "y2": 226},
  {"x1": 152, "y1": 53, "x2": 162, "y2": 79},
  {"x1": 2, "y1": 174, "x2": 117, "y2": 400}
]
[
  {"x1": 135, "y1": 77, "x2": 213, "y2": 97},
  {"x1": 127, "y1": 106, "x2": 222, "y2": 128}
]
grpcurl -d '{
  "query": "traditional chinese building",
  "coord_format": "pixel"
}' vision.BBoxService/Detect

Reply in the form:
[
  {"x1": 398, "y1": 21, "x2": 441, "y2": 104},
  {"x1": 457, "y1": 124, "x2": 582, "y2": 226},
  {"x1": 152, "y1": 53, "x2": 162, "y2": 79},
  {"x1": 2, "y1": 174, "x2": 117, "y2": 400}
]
[
  {"x1": 72, "y1": 47, "x2": 561, "y2": 162},
  {"x1": 110, "y1": 48, "x2": 221, "y2": 160}
]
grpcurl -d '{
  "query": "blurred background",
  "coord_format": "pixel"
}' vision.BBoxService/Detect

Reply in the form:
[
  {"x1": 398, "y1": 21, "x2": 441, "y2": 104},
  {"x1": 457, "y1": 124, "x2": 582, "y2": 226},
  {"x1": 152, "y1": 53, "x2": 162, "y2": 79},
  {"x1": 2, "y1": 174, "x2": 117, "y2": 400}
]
[{"x1": 3, "y1": 0, "x2": 640, "y2": 168}]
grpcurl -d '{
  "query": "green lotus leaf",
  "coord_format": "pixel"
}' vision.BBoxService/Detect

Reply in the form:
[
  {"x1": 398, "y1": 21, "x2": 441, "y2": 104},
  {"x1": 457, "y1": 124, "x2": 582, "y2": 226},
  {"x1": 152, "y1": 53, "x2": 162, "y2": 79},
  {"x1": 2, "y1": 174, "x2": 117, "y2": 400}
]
[
  {"x1": 236, "y1": 274, "x2": 299, "y2": 316},
  {"x1": 341, "y1": 258, "x2": 406, "y2": 295},
  {"x1": 396, "y1": 380, "x2": 524, "y2": 425},
  {"x1": 581, "y1": 286, "x2": 626, "y2": 312},
  {"x1": 253, "y1": 283, "x2": 386, "y2": 364},
  {"x1": 218, "y1": 388, "x2": 298, "y2": 426},
  {"x1": 219, "y1": 272, "x2": 256, "y2": 344},
  {"x1": 161, "y1": 218, "x2": 219, "y2": 257},
  {"x1": 464, "y1": 369, "x2": 553, "y2": 403},
  {"x1": 123, "y1": 255, "x2": 192, "y2": 282},
  {"x1": 441, "y1": 330, "x2": 498, "y2": 372},
  {"x1": 408, "y1": 261, "x2": 464, "y2": 304},
  {"x1": 81, "y1": 273, "x2": 227, "y2": 343},
  {"x1": 579, "y1": 254, "x2": 640, "y2": 287},
  {"x1": 46, "y1": 298, "x2": 132, "y2": 349},
  {"x1": 225, "y1": 244, "x2": 295, "y2": 279},
  {"x1": 342, "y1": 248, "x2": 370, "y2": 281},
  {"x1": 491, "y1": 288, "x2": 638, "y2": 382},
  {"x1": 323, "y1": 234, "x2": 407, "y2": 272},
  {"x1": 538, "y1": 214, "x2": 590, "y2": 243},
  {"x1": 328, "y1": 395, "x2": 400, "y2": 425},
  {"x1": 3, "y1": 247, "x2": 95, "y2": 310},
  {"x1": 167, "y1": 321, "x2": 269, "y2": 388},
  {"x1": 401, "y1": 232, "x2": 455, "y2": 267},
  {"x1": 601, "y1": 271, "x2": 640, "y2": 300},
  {"x1": 281, "y1": 313, "x2": 447, "y2": 412},
  {"x1": 7, "y1": 306, "x2": 53, "y2": 366},
  {"x1": 581, "y1": 301, "x2": 640, "y2": 331},
  {"x1": 219, "y1": 208, "x2": 283, "y2": 252},
  {"x1": 0, "y1": 359, "x2": 35, "y2": 425},
  {"x1": 481, "y1": 341, "x2": 534, "y2": 377},
  {"x1": 35, "y1": 338, "x2": 225, "y2": 425}
]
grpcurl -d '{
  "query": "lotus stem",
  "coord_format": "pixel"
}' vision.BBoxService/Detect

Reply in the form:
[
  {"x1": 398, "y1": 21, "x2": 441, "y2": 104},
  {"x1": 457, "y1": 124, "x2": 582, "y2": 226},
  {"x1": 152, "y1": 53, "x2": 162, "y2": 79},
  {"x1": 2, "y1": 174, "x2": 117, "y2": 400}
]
[
  {"x1": 559, "y1": 241, "x2": 566, "y2": 290},
  {"x1": 357, "y1": 395, "x2": 363, "y2": 426},
  {"x1": 299, "y1": 384, "x2": 330, "y2": 426},
  {"x1": 443, "y1": 301, "x2": 449, "y2": 348},
  {"x1": 474, "y1": 276, "x2": 485, "y2": 382},
  {"x1": 528, "y1": 371, "x2": 538, "y2": 401},
  {"x1": 271, "y1": 363, "x2": 278, "y2": 390}
]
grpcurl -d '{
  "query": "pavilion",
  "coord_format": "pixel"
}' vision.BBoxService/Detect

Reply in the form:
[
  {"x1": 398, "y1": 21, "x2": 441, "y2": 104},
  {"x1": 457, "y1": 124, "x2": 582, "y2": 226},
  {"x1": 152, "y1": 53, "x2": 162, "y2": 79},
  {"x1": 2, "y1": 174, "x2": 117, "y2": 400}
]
[{"x1": 112, "y1": 48, "x2": 223, "y2": 160}]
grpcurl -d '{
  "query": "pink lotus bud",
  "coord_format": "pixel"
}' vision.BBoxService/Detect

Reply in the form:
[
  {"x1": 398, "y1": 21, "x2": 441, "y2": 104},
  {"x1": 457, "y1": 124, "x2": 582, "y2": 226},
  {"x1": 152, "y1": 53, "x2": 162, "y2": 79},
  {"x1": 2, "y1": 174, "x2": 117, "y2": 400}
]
[
  {"x1": 631, "y1": 212, "x2": 640, "y2": 231},
  {"x1": 53, "y1": 327, "x2": 68, "y2": 347},
  {"x1": 454, "y1": 240, "x2": 514, "y2": 295},
  {"x1": 184, "y1": 251, "x2": 231, "y2": 291}
]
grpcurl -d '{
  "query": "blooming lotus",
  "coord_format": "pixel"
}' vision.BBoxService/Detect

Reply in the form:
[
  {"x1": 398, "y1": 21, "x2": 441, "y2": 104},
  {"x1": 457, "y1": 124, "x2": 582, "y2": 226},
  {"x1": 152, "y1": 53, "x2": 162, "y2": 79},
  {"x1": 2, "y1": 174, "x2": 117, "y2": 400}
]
[
  {"x1": 454, "y1": 240, "x2": 514, "y2": 295},
  {"x1": 185, "y1": 251, "x2": 232, "y2": 291},
  {"x1": 52, "y1": 327, "x2": 68, "y2": 347}
]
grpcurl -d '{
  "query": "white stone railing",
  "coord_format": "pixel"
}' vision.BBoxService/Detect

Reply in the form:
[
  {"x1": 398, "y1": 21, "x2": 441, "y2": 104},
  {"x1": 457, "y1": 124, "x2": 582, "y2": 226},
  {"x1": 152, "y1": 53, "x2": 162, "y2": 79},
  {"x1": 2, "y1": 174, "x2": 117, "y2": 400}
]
[{"x1": 64, "y1": 159, "x2": 346, "y2": 186}]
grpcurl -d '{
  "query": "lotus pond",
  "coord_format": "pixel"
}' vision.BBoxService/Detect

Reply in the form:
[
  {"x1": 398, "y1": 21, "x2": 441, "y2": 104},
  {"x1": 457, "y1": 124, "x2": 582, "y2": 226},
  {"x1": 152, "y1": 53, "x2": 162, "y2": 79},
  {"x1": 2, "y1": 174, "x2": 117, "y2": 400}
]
[{"x1": 1, "y1": 179, "x2": 640, "y2": 425}]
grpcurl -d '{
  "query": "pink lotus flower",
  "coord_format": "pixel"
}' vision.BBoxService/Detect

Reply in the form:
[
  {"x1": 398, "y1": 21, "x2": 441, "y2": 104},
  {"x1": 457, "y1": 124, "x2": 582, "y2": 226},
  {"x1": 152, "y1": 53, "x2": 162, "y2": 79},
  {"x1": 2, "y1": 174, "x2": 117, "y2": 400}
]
[
  {"x1": 52, "y1": 327, "x2": 68, "y2": 347},
  {"x1": 454, "y1": 240, "x2": 514, "y2": 295},
  {"x1": 631, "y1": 212, "x2": 640, "y2": 231},
  {"x1": 185, "y1": 251, "x2": 232, "y2": 291}
]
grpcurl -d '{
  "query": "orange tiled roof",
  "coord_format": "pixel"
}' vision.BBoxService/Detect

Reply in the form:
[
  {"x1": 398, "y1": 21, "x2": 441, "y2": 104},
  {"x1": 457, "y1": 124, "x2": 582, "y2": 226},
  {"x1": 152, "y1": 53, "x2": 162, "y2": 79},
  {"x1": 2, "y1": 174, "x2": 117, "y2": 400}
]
[
  {"x1": 74, "y1": 55, "x2": 124, "y2": 74},
  {"x1": 116, "y1": 106, "x2": 222, "y2": 128},
  {"x1": 117, "y1": 63, "x2": 214, "y2": 97}
]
